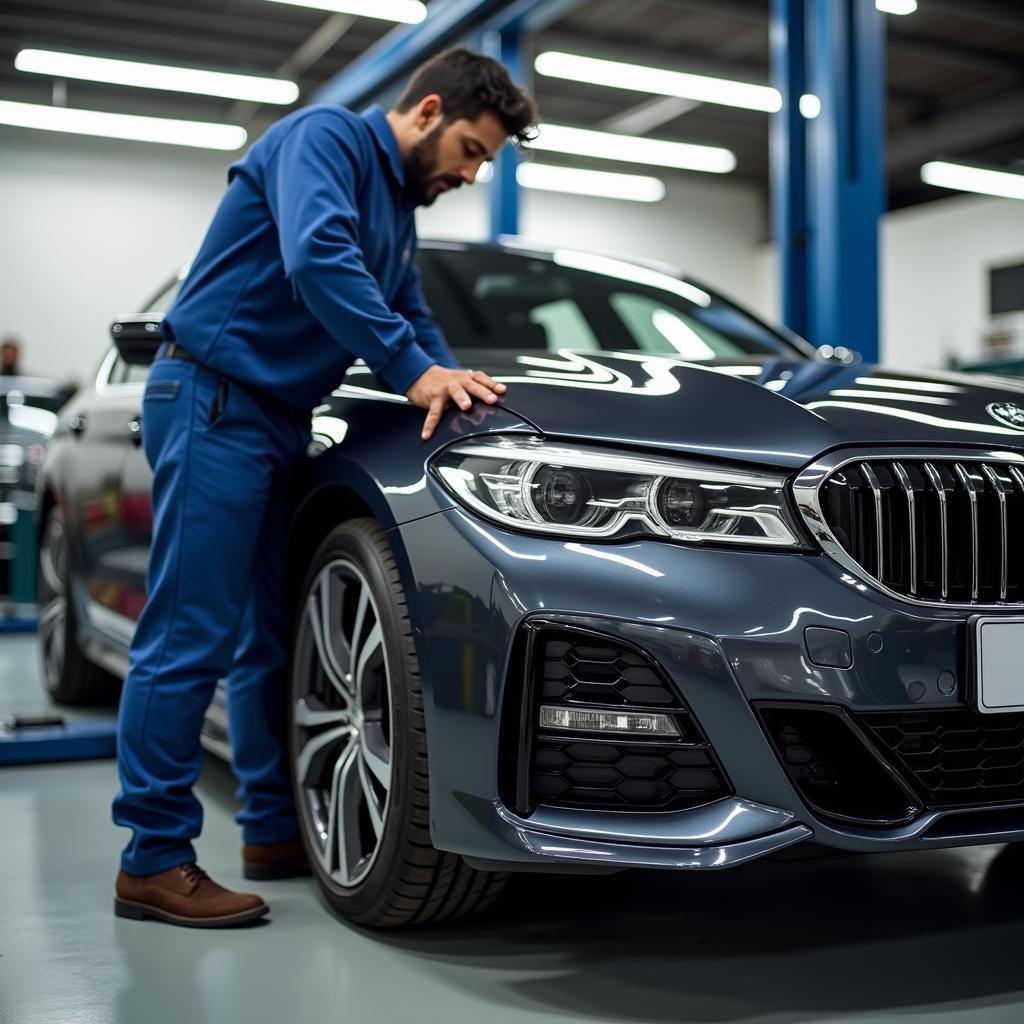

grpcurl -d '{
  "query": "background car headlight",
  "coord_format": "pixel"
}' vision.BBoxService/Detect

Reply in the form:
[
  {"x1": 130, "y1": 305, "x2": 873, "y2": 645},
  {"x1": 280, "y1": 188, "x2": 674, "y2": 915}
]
[{"x1": 432, "y1": 436, "x2": 802, "y2": 547}]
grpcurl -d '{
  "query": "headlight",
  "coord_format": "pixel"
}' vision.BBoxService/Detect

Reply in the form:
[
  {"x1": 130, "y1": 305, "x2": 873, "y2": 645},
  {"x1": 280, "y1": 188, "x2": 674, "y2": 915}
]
[{"x1": 431, "y1": 436, "x2": 802, "y2": 548}]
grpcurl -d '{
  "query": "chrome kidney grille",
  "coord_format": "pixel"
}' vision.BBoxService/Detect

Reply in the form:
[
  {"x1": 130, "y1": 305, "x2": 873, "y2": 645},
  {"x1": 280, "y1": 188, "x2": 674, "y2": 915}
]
[{"x1": 796, "y1": 452, "x2": 1024, "y2": 607}]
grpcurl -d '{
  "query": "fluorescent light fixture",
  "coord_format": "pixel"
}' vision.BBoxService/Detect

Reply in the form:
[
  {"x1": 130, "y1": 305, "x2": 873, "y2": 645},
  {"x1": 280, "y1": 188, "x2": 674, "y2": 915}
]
[
  {"x1": 799, "y1": 93, "x2": 821, "y2": 119},
  {"x1": 518, "y1": 163, "x2": 665, "y2": 202},
  {"x1": 876, "y1": 0, "x2": 917, "y2": 13},
  {"x1": 479, "y1": 161, "x2": 665, "y2": 202},
  {"x1": 16, "y1": 49, "x2": 298, "y2": 105},
  {"x1": 530, "y1": 123, "x2": 735, "y2": 174},
  {"x1": 0, "y1": 100, "x2": 247, "y2": 150},
  {"x1": 553, "y1": 250, "x2": 712, "y2": 307},
  {"x1": 921, "y1": 161, "x2": 1024, "y2": 201},
  {"x1": 262, "y1": 0, "x2": 426, "y2": 23},
  {"x1": 536, "y1": 50, "x2": 781, "y2": 114},
  {"x1": 477, "y1": 160, "x2": 663, "y2": 202}
]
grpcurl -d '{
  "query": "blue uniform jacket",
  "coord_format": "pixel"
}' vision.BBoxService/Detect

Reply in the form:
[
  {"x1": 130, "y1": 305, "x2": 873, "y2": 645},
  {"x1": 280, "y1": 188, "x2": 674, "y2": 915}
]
[{"x1": 162, "y1": 104, "x2": 457, "y2": 411}]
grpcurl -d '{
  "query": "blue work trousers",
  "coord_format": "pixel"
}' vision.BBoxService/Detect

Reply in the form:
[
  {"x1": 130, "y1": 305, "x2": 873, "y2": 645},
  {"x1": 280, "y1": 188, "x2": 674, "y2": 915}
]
[{"x1": 113, "y1": 354, "x2": 311, "y2": 876}]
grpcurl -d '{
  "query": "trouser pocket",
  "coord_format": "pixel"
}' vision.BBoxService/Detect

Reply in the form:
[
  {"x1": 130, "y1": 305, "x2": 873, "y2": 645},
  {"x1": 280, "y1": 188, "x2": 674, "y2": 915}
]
[{"x1": 208, "y1": 378, "x2": 230, "y2": 427}]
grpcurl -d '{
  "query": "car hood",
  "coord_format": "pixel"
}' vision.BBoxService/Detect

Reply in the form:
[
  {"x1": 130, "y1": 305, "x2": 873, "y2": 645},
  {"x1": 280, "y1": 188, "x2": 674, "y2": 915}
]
[{"x1": 464, "y1": 350, "x2": 1024, "y2": 469}]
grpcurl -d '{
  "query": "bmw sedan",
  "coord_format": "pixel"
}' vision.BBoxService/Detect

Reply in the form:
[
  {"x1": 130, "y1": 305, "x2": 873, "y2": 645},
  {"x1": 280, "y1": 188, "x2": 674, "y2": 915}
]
[{"x1": 38, "y1": 240, "x2": 1024, "y2": 927}]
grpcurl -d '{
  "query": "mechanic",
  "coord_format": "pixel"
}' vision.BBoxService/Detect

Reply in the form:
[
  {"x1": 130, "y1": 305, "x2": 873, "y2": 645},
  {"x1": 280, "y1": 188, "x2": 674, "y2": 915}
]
[
  {"x1": 1, "y1": 336, "x2": 22, "y2": 375},
  {"x1": 111, "y1": 48, "x2": 537, "y2": 928}
]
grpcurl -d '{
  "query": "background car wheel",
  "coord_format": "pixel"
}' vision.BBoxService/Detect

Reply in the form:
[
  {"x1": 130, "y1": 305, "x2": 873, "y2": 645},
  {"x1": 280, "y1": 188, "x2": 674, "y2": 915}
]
[
  {"x1": 37, "y1": 504, "x2": 121, "y2": 706},
  {"x1": 290, "y1": 517, "x2": 508, "y2": 928}
]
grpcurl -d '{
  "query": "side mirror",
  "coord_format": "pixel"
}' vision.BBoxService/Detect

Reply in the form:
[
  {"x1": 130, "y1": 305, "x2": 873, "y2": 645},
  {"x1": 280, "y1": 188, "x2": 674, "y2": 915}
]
[{"x1": 110, "y1": 314, "x2": 163, "y2": 366}]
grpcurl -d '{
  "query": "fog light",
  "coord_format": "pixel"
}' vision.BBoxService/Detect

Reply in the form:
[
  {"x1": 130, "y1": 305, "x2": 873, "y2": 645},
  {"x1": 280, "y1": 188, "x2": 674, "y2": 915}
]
[{"x1": 539, "y1": 705, "x2": 679, "y2": 737}]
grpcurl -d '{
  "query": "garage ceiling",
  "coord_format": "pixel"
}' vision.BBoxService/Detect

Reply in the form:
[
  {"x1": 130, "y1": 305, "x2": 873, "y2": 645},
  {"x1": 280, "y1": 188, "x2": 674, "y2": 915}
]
[{"x1": 1, "y1": 0, "x2": 1021, "y2": 210}]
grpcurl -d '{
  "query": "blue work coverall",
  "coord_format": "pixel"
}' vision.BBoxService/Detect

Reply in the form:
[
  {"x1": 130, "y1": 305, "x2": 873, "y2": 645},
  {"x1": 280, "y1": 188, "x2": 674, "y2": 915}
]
[{"x1": 113, "y1": 104, "x2": 456, "y2": 876}]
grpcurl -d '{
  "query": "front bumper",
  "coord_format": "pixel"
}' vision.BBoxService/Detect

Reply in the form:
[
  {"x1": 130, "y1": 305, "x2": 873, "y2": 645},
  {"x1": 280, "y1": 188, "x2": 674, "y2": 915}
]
[{"x1": 395, "y1": 506, "x2": 1024, "y2": 872}]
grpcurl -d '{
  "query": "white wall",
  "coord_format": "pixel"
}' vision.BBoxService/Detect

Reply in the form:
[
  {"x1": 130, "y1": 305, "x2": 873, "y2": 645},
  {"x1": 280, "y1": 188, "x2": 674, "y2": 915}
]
[
  {"x1": 0, "y1": 125, "x2": 233, "y2": 387},
  {"x1": 750, "y1": 195, "x2": 1024, "y2": 369},
  {"x1": 1, "y1": 125, "x2": 768, "y2": 385},
  {"x1": 882, "y1": 194, "x2": 1024, "y2": 370}
]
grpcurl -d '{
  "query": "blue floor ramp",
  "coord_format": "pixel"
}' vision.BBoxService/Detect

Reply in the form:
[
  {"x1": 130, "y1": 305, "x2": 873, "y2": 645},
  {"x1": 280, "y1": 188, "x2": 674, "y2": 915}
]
[{"x1": 0, "y1": 717, "x2": 117, "y2": 766}]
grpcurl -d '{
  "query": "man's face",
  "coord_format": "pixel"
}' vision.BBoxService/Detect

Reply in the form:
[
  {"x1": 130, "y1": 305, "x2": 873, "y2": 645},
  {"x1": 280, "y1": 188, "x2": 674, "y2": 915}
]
[{"x1": 406, "y1": 110, "x2": 507, "y2": 207}]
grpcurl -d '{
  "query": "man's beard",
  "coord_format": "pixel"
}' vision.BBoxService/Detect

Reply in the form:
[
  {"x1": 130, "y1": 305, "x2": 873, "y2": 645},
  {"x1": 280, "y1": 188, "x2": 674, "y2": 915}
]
[{"x1": 405, "y1": 124, "x2": 461, "y2": 207}]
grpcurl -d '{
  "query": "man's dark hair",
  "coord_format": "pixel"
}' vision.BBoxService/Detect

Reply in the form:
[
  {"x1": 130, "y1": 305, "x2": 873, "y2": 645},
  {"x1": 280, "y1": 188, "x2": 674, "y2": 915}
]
[{"x1": 395, "y1": 48, "x2": 538, "y2": 146}]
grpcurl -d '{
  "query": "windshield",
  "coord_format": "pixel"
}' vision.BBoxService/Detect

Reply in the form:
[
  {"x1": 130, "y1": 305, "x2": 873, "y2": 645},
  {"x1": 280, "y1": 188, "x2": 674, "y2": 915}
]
[{"x1": 418, "y1": 246, "x2": 807, "y2": 361}]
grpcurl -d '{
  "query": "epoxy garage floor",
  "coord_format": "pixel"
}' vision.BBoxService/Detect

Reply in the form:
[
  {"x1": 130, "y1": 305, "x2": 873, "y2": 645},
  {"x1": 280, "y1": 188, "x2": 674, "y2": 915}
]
[{"x1": 3, "y1": 633, "x2": 1024, "y2": 1024}]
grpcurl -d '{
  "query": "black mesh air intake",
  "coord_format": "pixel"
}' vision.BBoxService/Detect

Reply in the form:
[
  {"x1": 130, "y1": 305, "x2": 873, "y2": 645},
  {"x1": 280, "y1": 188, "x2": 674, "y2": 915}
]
[
  {"x1": 503, "y1": 623, "x2": 731, "y2": 816},
  {"x1": 818, "y1": 458, "x2": 1024, "y2": 605},
  {"x1": 858, "y1": 709, "x2": 1024, "y2": 809},
  {"x1": 756, "y1": 703, "x2": 921, "y2": 827}
]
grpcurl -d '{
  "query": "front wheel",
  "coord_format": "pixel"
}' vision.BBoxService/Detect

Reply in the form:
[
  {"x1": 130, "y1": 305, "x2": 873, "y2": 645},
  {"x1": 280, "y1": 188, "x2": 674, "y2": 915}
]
[{"x1": 289, "y1": 518, "x2": 507, "y2": 928}]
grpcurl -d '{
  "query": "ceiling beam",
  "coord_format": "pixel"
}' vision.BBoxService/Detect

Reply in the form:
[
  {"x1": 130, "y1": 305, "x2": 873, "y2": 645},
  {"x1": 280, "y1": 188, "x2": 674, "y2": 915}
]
[
  {"x1": 0, "y1": 12, "x2": 288, "y2": 68},
  {"x1": 653, "y1": 0, "x2": 764, "y2": 24},
  {"x1": 710, "y1": 24, "x2": 767, "y2": 60},
  {"x1": 601, "y1": 95, "x2": 702, "y2": 135},
  {"x1": 926, "y1": 0, "x2": 1024, "y2": 36},
  {"x1": 888, "y1": 35, "x2": 1024, "y2": 80},
  {"x1": 887, "y1": 87, "x2": 1024, "y2": 170},
  {"x1": 0, "y1": 0, "x2": 316, "y2": 46},
  {"x1": 228, "y1": 13, "x2": 356, "y2": 123},
  {"x1": 314, "y1": 0, "x2": 584, "y2": 108}
]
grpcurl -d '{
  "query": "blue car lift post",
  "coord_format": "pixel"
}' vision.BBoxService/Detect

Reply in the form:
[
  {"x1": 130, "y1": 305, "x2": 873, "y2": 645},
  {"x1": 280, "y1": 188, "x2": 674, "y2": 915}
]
[
  {"x1": 771, "y1": 0, "x2": 885, "y2": 361},
  {"x1": 0, "y1": 503, "x2": 117, "y2": 766}
]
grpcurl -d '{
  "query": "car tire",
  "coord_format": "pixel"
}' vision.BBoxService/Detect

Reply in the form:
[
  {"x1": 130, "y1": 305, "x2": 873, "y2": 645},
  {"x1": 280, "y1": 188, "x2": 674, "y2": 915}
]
[
  {"x1": 37, "y1": 504, "x2": 121, "y2": 706},
  {"x1": 290, "y1": 518, "x2": 508, "y2": 928}
]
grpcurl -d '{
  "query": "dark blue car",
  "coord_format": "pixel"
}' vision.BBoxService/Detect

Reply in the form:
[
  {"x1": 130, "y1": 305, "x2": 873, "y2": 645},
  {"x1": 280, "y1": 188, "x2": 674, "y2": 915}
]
[{"x1": 38, "y1": 240, "x2": 1024, "y2": 927}]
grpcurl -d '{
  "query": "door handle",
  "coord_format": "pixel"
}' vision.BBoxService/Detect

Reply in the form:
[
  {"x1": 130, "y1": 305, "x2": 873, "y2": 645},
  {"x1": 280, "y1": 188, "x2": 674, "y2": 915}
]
[
  {"x1": 127, "y1": 416, "x2": 142, "y2": 445},
  {"x1": 68, "y1": 414, "x2": 87, "y2": 437}
]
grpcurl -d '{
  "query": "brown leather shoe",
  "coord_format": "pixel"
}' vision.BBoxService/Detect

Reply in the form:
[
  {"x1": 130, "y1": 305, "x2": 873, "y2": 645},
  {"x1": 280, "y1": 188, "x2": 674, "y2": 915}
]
[
  {"x1": 115, "y1": 863, "x2": 269, "y2": 928},
  {"x1": 242, "y1": 838, "x2": 311, "y2": 880}
]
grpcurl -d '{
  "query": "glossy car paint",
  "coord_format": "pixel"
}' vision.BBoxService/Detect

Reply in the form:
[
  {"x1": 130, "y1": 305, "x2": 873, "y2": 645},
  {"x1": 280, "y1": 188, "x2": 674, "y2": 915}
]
[{"x1": 39, "y1": 242, "x2": 1024, "y2": 873}]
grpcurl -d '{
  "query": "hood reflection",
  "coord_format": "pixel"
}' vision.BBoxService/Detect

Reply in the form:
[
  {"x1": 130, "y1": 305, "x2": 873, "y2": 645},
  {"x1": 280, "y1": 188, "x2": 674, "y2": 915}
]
[{"x1": 487, "y1": 351, "x2": 1024, "y2": 462}]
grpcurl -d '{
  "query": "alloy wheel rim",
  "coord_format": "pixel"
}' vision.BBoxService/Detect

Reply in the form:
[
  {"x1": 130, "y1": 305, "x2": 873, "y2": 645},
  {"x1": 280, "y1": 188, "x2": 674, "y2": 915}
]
[
  {"x1": 38, "y1": 517, "x2": 67, "y2": 690},
  {"x1": 293, "y1": 558, "x2": 393, "y2": 889}
]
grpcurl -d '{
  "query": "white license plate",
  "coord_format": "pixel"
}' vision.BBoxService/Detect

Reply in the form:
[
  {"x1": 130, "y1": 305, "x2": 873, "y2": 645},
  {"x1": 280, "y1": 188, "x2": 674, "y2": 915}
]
[{"x1": 973, "y1": 616, "x2": 1024, "y2": 714}]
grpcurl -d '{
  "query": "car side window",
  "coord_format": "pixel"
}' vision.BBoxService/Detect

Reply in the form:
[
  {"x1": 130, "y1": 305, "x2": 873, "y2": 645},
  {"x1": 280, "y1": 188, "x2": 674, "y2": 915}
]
[
  {"x1": 609, "y1": 292, "x2": 748, "y2": 359},
  {"x1": 144, "y1": 278, "x2": 183, "y2": 316},
  {"x1": 528, "y1": 299, "x2": 600, "y2": 351},
  {"x1": 103, "y1": 352, "x2": 152, "y2": 387}
]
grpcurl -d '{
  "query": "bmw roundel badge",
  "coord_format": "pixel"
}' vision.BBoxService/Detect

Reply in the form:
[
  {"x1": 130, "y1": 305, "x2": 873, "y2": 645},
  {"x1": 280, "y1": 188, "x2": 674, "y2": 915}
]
[{"x1": 988, "y1": 402, "x2": 1024, "y2": 430}]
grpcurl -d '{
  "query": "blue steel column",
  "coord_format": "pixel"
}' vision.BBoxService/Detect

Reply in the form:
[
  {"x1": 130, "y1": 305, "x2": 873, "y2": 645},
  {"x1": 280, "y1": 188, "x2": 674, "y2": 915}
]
[
  {"x1": 806, "y1": 0, "x2": 885, "y2": 360},
  {"x1": 483, "y1": 23, "x2": 526, "y2": 239},
  {"x1": 770, "y1": 0, "x2": 810, "y2": 341},
  {"x1": 771, "y1": 0, "x2": 884, "y2": 360}
]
